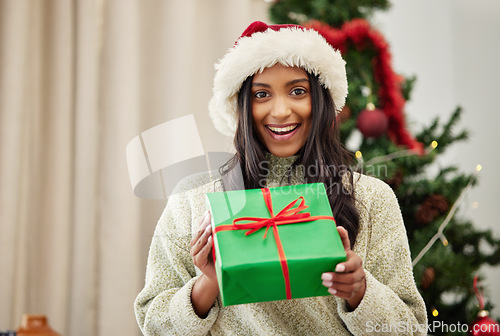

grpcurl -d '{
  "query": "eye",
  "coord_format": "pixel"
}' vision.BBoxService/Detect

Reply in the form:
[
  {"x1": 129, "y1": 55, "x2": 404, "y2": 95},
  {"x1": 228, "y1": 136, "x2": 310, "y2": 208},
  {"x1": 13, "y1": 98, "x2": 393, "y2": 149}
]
[
  {"x1": 254, "y1": 91, "x2": 270, "y2": 99},
  {"x1": 291, "y1": 88, "x2": 306, "y2": 96}
]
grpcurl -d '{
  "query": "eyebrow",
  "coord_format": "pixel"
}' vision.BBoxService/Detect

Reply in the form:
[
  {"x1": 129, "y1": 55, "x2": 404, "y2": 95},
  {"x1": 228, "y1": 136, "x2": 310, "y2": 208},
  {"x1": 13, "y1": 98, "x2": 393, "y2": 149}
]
[{"x1": 251, "y1": 78, "x2": 309, "y2": 88}]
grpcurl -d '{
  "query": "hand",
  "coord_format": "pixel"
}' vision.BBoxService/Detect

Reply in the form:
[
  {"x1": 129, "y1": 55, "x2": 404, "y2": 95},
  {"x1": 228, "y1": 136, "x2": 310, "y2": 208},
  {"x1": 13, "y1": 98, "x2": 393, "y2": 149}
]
[
  {"x1": 321, "y1": 226, "x2": 366, "y2": 310},
  {"x1": 190, "y1": 211, "x2": 217, "y2": 281}
]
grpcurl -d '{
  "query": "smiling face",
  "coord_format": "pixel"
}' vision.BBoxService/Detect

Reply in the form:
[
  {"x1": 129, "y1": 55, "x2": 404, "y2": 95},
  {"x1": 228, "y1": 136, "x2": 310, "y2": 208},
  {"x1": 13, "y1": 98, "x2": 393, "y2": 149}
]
[{"x1": 251, "y1": 64, "x2": 312, "y2": 158}]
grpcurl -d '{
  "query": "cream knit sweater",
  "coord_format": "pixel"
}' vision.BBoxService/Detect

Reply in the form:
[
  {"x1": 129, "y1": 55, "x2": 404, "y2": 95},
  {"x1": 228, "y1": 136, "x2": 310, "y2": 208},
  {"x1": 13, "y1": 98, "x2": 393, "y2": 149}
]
[{"x1": 134, "y1": 155, "x2": 427, "y2": 335}]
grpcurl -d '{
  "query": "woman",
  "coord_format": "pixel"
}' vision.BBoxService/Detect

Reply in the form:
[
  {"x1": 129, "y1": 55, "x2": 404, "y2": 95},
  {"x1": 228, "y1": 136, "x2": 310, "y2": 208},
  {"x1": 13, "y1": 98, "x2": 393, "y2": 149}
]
[{"x1": 135, "y1": 21, "x2": 427, "y2": 335}]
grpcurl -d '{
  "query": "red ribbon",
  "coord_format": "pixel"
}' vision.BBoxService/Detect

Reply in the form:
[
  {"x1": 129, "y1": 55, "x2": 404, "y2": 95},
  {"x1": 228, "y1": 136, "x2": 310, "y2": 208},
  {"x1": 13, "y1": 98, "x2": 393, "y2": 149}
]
[
  {"x1": 473, "y1": 275, "x2": 485, "y2": 310},
  {"x1": 213, "y1": 187, "x2": 335, "y2": 300}
]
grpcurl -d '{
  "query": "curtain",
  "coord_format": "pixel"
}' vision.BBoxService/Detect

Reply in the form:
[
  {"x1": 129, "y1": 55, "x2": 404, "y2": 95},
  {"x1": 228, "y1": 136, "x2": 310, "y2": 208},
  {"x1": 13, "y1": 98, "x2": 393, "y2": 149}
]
[{"x1": 0, "y1": 0, "x2": 269, "y2": 335}]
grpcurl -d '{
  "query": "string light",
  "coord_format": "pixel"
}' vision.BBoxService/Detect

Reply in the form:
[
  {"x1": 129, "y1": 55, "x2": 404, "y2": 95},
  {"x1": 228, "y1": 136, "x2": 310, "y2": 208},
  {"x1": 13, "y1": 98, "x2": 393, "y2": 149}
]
[
  {"x1": 357, "y1": 141, "x2": 481, "y2": 266},
  {"x1": 432, "y1": 309, "x2": 439, "y2": 317},
  {"x1": 412, "y1": 165, "x2": 482, "y2": 267},
  {"x1": 440, "y1": 236, "x2": 449, "y2": 246},
  {"x1": 366, "y1": 102, "x2": 376, "y2": 111},
  {"x1": 361, "y1": 140, "x2": 438, "y2": 167}
]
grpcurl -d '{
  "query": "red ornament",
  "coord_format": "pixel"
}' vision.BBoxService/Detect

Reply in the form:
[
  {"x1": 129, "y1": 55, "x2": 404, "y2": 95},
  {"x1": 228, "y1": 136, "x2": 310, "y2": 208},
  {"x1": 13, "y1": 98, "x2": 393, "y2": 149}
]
[
  {"x1": 469, "y1": 276, "x2": 500, "y2": 336},
  {"x1": 470, "y1": 312, "x2": 500, "y2": 336},
  {"x1": 356, "y1": 106, "x2": 388, "y2": 138}
]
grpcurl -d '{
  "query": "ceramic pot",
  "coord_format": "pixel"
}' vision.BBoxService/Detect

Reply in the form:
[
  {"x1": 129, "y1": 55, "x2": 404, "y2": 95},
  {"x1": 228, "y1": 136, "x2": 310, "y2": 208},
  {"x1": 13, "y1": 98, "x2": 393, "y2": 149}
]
[{"x1": 16, "y1": 315, "x2": 61, "y2": 336}]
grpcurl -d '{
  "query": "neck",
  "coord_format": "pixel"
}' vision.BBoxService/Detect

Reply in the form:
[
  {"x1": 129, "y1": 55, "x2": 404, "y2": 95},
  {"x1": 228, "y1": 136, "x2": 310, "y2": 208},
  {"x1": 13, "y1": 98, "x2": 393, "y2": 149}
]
[{"x1": 265, "y1": 152, "x2": 304, "y2": 188}]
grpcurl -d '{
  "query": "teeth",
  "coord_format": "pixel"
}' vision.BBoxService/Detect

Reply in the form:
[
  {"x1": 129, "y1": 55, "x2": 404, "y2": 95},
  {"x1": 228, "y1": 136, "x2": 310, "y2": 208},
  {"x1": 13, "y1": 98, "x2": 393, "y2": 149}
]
[{"x1": 268, "y1": 124, "x2": 298, "y2": 132}]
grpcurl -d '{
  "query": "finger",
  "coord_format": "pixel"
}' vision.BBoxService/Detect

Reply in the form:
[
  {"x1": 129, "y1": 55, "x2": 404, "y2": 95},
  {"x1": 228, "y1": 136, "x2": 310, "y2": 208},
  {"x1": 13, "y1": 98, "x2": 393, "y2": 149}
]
[
  {"x1": 192, "y1": 235, "x2": 214, "y2": 270},
  {"x1": 198, "y1": 211, "x2": 211, "y2": 229},
  {"x1": 335, "y1": 252, "x2": 362, "y2": 273},
  {"x1": 327, "y1": 279, "x2": 364, "y2": 295},
  {"x1": 328, "y1": 268, "x2": 366, "y2": 285},
  {"x1": 327, "y1": 286, "x2": 356, "y2": 299},
  {"x1": 321, "y1": 265, "x2": 364, "y2": 284},
  {"x1": 196, "y1": 235, "x2": 214, "y2": 262},
  {"x1": 191, "y1": 212, "x2": 208, "y2": 245},
  {"x1": 190, "y1": 223, "x2": 213, "y2": 256},
  {"x1": 337, "y1": 226, "x2": 351, "y2": 251},
  {"x1": 321, "y1": 272, "x2": 335, "y2": 282},
  {"x1": 322, "y1": 279, "x2": 360, "y2": 294},
  {"x1": 192, "y1": 224, "x2": 212, "y2": 255},
  {"x1": 191, "y1": 211, "x2": 211, "y2": 246}
]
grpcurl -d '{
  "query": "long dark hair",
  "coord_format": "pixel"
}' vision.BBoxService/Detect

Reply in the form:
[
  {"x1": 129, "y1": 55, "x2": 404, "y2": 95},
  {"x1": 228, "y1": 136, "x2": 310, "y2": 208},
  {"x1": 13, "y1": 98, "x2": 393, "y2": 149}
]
[{"x1": 220, "y1": 71, "x2": 360, "y2": 246}]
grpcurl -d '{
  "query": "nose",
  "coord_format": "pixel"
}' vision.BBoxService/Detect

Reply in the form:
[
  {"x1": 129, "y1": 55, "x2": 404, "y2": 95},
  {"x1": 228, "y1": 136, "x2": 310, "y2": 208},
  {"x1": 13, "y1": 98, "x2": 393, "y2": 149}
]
[{"x1": 270, "y1": 95, "x2": 292, "y2": 119}]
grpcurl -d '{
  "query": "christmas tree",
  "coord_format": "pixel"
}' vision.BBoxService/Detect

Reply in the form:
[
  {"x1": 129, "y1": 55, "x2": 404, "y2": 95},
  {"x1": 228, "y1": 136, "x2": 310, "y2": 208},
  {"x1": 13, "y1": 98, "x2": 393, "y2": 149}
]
[{"x1": 269, "y1": 1, "x2": 500, "y2": 334}]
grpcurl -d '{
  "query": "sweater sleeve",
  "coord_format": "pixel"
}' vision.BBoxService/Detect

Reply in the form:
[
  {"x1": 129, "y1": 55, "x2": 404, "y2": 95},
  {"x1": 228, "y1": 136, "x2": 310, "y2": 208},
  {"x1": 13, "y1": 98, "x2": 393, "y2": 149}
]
[
  {"x1": 134, "y1": 184, "x2": 219, "y2": 335},
  {"x1": 336, "y1": 178, "x2": 428, "y2": 335}
]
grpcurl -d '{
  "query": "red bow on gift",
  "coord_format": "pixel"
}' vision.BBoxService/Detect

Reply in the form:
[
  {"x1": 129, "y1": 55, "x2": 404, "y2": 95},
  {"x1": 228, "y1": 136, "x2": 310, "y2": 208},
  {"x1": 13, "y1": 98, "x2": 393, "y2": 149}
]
[{"x1": 213, "y1": 188, "x2": 335, "y2": 300}]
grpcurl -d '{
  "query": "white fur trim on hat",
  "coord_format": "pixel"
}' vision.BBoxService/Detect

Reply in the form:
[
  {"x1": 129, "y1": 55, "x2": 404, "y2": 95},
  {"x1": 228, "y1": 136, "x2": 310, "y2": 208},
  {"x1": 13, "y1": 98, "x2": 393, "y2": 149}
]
[{"x1": 209, "y1": 26, "x2": 347, "y2": 136}]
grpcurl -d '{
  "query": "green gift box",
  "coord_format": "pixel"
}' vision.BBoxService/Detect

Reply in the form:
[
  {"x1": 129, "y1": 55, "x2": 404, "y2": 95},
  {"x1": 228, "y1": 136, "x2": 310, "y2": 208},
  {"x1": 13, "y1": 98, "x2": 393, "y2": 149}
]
[{"x1": 206, "y1": 183, "x2": 347, "y2": 306}]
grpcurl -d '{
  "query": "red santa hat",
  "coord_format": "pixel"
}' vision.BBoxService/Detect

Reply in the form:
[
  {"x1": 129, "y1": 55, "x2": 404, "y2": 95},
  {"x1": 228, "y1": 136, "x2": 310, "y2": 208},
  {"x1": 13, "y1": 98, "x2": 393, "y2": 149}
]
[{"x1": 208, "y1": 21, "x2": 347, "y2": 136}]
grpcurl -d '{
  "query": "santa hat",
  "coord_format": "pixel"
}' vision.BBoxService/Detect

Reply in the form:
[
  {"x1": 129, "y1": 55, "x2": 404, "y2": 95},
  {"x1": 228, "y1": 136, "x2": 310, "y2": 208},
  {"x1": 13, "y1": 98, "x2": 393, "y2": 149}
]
[{"x1": 208, "y1": 21, "x2": 347, "y2": 136}]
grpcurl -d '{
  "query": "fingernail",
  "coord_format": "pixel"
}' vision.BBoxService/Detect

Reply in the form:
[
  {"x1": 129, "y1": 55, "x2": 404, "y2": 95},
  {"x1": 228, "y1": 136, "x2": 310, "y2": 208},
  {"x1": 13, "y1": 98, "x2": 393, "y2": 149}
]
[
  {"x1": 321, "y1": 273, "x2": 333, "y2": 281},
  {"x1": 322, "y1": 281, "x2": 333, "y2": 287},
  {"x1": 328, "y1": 288, "x2": 337, "y2": 295},
  {"x1": 335, "y1": 264, "x2": 345, "y2": 272}
]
